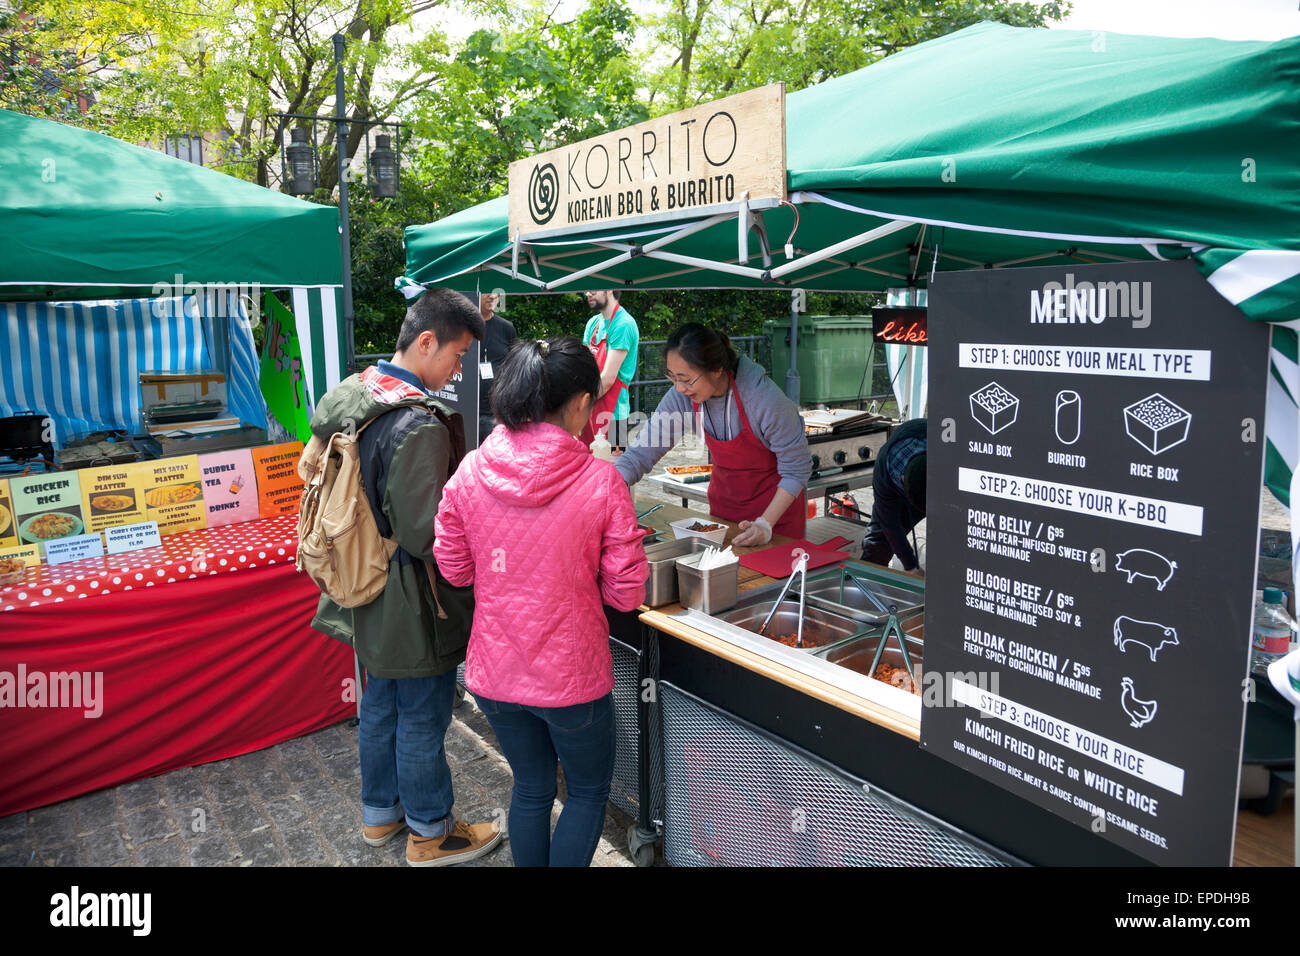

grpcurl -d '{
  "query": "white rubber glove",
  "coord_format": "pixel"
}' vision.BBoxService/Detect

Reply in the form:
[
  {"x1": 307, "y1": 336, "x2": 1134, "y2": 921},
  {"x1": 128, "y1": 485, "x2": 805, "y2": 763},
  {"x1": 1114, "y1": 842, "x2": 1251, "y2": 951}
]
[{"x1": 732, "y1": 516, "x2": 772, "y2": 547}]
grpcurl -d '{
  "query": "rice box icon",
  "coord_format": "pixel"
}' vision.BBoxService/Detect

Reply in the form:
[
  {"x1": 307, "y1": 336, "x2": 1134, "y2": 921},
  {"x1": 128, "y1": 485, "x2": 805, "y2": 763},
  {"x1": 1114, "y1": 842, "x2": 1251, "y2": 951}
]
[
  {"x1": 970, "y1": 382, "x2": 1020, "y2": 435},
  {"x1": 1124, "y1": 393, "x2": 1190, "y2": 455}
]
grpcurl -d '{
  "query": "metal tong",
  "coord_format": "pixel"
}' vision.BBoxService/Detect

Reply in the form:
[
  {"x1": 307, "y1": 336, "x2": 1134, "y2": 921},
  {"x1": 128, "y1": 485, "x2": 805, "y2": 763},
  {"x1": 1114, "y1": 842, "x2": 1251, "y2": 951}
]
[
  {"x1": 840, "y1": 565, "x2": 916, "y2": 681},
  {"x1": 635, "y1": 503, "x2": 664, "y2": 521},
  {"x1": 758, "y1": 552, "x2": 810, "y2": 648}
]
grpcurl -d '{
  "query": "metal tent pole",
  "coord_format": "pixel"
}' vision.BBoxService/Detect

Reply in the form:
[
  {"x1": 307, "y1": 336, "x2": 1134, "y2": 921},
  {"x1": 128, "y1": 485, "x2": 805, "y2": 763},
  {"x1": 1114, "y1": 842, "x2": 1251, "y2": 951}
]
[{"x1": 785, "y1": 289, "x2": 801, "y2": 404}]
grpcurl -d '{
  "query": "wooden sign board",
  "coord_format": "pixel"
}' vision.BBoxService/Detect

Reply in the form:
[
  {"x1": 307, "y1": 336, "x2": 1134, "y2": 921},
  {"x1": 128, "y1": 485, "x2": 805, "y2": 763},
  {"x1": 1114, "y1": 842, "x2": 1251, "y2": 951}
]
[{"x1": 508, "y1": 83, "x2": 786, "y2": 240}]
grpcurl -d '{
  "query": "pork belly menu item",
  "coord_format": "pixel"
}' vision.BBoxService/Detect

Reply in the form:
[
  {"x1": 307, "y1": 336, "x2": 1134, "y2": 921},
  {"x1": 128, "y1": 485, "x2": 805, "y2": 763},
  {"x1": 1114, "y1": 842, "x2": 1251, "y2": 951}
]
[
  {"x1": 10, "y1": 471, "x2": 85, "y2": 558},
  {"x1": 79, "y1": 464, "x2": 149, "y2": 535},
  {"x1": 198, "y1": 448, "x2": 258, "y2": 527},
  {"x1": 251, "y1": 441, "x2": 305, "y2": 518},
  {"x1": 136, "y1": 456, "x2": 208, "y2": 535}
]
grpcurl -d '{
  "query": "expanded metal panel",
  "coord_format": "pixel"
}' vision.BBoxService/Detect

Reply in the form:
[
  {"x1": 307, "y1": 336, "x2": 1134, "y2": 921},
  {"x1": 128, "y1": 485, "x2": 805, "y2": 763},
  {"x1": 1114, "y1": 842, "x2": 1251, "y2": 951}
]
[
  {"x1": 609, "y1": 637, "x2": 641, "y2": 817},
  {"x1": 660, "y1": 683, "x2": 1007, "y2": 867}
]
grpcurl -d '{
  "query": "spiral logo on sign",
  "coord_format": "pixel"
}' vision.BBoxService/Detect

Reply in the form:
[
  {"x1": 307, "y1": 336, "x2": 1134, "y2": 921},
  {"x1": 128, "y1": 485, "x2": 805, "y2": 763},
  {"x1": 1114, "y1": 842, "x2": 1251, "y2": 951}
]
[{"x1": 528, "y1": 163, "x2": 559, "y2": 225}]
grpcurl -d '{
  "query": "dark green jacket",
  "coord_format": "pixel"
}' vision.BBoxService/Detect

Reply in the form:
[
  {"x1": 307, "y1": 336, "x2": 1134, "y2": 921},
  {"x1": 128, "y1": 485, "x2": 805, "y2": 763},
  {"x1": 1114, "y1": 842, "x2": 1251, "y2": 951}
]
[{"x1": 308, "y1": 370, "x2": 473, "y2": 678}]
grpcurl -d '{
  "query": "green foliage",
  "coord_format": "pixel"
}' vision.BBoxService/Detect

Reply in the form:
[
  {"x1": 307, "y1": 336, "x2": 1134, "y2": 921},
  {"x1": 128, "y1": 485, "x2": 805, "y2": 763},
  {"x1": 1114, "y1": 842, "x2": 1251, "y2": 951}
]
[
  {"x1": 644, "y1": 0, "x2": 1071, "y2": 109},
  {"x1": 407, "y1": 0, "x2": 648, "y2": 217}
]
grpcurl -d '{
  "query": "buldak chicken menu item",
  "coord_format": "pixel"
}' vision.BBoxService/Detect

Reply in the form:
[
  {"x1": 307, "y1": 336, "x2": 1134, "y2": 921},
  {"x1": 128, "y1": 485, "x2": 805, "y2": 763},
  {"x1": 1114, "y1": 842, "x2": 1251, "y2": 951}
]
[{"x1": 920, "y1": 261, "x2": 1269, "y2": 866}]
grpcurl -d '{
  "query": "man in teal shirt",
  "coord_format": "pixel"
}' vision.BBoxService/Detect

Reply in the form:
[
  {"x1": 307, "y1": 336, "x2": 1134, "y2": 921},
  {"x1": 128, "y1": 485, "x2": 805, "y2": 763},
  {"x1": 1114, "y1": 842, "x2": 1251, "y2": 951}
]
[{"x1": 582, "y1": 290, "x2": 639, "y2": 448}]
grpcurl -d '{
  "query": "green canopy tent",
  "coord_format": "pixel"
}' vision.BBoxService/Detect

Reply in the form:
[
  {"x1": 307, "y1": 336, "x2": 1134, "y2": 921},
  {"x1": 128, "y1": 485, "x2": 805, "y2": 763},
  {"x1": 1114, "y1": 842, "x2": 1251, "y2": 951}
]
[
  {"x1": 0, "y1": 109, "x2": 348, "y2": 412},
  {"x1": 404, "y1": 22, "x2": 1300, "y2": 508}
]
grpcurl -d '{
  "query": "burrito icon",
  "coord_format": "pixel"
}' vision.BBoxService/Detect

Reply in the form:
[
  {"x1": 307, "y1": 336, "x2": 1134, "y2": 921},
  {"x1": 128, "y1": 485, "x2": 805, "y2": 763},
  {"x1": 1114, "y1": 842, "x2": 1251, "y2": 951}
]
[{"x1": 1055, "y1": 390, "x2": 1081, "y2": 445}]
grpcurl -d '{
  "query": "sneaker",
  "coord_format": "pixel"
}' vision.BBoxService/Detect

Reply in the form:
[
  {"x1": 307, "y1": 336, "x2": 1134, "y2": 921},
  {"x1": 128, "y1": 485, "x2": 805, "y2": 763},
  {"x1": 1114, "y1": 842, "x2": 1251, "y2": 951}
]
[
  {"x1": 362, "y1": 821, "x2": 408, "y2": 847},
  {"x1": 405, "y1": 819, "x2": 503, "y2": 867}
]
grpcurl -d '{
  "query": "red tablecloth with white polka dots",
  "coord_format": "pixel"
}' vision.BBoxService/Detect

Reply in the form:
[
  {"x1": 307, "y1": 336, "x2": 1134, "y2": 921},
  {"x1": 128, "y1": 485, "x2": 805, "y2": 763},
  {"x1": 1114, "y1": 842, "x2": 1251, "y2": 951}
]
[
  {"x1": 0, "y1": 514, "x2": 356, "y2": 817},
  {"x1": 0, "y1": 514, "x2": 300, "y2": 611}
]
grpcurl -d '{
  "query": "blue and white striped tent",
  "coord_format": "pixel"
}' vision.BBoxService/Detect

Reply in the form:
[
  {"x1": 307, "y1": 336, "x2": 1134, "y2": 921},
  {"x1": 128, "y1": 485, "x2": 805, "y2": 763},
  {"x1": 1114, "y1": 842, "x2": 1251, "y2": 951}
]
[{"x1": 1, "y1": 293, "x2": 272, "y2": 445}]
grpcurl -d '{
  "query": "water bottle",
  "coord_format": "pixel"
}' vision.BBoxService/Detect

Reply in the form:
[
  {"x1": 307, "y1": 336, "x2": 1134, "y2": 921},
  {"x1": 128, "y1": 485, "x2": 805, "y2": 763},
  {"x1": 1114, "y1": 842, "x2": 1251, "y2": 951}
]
[
  {"x1": 589, "y1": 433, "x2": 614, "y2": 462},
  {"x1": 1252, "y1": 588, "x2": 1296, "y2": 668}
]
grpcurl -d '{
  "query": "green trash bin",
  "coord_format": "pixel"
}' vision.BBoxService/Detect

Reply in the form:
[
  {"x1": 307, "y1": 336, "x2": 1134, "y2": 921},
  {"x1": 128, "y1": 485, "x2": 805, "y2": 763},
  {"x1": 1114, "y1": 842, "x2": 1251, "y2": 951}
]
[{"x1": 763, "y1": 315, "x2": 875, "y2": 404}]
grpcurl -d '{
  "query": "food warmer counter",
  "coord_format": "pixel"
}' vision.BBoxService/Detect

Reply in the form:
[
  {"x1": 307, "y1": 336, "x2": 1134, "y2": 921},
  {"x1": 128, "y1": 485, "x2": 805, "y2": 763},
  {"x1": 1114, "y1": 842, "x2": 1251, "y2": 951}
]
[{"x1": 619, "y1": 501, "x2": 1149, "y2": 867}]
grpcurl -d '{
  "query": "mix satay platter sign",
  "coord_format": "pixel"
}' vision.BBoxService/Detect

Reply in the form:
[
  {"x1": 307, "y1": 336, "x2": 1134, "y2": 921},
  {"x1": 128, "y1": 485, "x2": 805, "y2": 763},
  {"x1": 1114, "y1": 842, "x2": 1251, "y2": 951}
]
[
  {"x1": 920, "y1": 261, "x2": 1268, "y2": 867},
  {"x1": 507, "y1": 83, "x2": 786, "y2": 240}
]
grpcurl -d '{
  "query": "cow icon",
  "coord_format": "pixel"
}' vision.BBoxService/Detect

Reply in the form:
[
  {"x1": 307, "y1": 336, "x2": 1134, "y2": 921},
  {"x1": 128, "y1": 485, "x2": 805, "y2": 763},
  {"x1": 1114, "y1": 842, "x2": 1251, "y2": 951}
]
[
  {"x1": 1113, "y1": 616, "x2": 1179, "y2": 662},
  {"x1": 1114, "y1": 549, "x2": 1177, "y2": 591}
]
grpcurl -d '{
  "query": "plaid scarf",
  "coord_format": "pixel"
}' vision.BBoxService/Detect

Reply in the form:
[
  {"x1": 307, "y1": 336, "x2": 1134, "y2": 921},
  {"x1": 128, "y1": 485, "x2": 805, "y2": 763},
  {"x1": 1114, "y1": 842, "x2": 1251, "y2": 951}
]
[{"x1": 360, "y1": 365, "x2": 428, "y2": 405}]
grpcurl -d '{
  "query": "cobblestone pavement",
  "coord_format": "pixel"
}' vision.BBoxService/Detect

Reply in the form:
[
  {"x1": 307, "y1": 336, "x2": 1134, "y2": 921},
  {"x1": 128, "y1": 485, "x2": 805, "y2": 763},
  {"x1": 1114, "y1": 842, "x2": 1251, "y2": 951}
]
[{"x1": 0, "y1": 694, "x2": 639, "y2": 868}]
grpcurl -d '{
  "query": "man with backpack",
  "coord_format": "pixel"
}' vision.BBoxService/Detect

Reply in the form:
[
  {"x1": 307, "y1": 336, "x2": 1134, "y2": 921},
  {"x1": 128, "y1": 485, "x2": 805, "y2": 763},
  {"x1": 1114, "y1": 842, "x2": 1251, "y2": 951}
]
[{"x1": 305, "y1": 288, "x2": 502, "y2": 866}]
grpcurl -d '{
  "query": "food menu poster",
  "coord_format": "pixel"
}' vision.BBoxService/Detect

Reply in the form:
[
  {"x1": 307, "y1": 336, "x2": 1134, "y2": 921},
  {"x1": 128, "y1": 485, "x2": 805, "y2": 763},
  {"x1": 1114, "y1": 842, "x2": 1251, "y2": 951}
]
[
  {"x1": 252, "y1": 442, "x2": 305, "y2": 518},
  {"x1": 9, "y1": 471, "x2": 85, "y2": 557},
  {"x1": 79, "y1": 464, "x2": 149, "y2": 535},
  {"x1": 919, "y1": 260, "x2": 1269, "y2": 866},
  {"x1": 136, "y1": 455, "x2": 208, "y2": 536},
  {"x1": 198, "y1": 449, "x2": 258, "y2": 527},
  {"x1": 0, "y1": 480, "x2": 16, "y2": 550}
]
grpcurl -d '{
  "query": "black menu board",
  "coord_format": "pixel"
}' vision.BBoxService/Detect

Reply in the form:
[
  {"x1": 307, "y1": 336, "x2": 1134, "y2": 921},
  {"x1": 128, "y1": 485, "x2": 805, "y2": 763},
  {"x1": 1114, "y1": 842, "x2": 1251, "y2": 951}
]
[
  {"x1": 920, "y1": 260, "x2": 1269, "y2": 866},
  {"x1": 430, "y1": 340, "x2": 480, "y2": 448}
]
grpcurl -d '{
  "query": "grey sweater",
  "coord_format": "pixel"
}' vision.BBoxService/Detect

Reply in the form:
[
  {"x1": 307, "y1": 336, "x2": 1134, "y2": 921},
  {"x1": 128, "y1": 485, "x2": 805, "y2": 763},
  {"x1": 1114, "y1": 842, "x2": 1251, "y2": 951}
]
[{"x1": 616, "y1": 354, "x2": 812, "y2": 498}]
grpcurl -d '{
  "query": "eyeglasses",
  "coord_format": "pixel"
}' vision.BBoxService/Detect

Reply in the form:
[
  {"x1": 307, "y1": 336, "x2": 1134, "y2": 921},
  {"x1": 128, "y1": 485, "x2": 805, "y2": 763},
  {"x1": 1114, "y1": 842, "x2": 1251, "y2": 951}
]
[{"x1": 665, "y1": 372, "x2": 703, "y2": 389}]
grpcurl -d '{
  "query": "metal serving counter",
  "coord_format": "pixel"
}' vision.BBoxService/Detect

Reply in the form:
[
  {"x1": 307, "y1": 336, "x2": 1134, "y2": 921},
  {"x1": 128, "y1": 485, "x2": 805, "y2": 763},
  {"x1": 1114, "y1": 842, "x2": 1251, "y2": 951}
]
[{"x1": 623, "y1": 500, "x2": 1149, "y2": 867}]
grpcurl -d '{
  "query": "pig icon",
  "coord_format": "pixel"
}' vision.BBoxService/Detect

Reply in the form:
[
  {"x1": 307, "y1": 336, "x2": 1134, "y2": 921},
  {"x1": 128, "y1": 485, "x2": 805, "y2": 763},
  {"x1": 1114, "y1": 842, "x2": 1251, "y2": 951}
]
[
  {"x1": 1113, "y1": 616, "x2": 1179, "y2": 662},
  {"x1": 1114, "y1": 549, "x2": 1177, "y2": 591}
]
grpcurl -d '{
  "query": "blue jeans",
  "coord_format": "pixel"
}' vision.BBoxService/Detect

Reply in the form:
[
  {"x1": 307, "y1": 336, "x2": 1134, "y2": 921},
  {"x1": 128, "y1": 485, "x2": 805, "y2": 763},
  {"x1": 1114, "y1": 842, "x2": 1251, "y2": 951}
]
[
  {"x1": 358, "y1": 671, "x2": 456, "y2": 837},
  {"x1": 474, "y1": 693, "x2": 615, "y2": 867}
]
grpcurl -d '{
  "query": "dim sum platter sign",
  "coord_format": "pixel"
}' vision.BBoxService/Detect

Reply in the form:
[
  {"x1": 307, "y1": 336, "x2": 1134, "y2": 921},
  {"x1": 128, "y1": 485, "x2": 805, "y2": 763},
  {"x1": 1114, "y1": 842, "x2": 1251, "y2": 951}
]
[
  {"x1": 920, "y1": 261, "x2": 1269, "y2": 866},
  {"x1": 507, "y1": 84, "x2": 786, "y2": 240}
]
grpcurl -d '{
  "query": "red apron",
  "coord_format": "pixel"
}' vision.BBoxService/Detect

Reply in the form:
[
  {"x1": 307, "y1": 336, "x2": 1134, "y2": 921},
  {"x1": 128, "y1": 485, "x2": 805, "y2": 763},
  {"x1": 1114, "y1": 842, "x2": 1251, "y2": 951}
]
[
  {"x1": 579, "y1": 308, "x2": 629, "y2": 446},
  {"x1": 697, "y1": 373, "x2": 806, "y2": 538}
]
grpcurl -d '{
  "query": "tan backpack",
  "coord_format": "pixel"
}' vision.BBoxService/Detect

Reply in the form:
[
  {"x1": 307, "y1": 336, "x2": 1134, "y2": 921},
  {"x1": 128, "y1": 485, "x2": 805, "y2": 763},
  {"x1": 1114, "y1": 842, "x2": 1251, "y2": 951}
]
[
  {"x1": 295, "y1": 403, "x2": 466, "y2": 612},
  {"x1": 295, "y1": 420, "x2": 398, "y2": 608}
]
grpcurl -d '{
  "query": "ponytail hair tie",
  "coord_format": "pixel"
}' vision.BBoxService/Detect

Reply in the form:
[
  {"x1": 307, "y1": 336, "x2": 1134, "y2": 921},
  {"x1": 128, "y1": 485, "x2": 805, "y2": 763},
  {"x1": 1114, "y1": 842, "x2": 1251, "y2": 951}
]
[{"x1": 537, "y1": 340, "x2": 550, "y2": 357}]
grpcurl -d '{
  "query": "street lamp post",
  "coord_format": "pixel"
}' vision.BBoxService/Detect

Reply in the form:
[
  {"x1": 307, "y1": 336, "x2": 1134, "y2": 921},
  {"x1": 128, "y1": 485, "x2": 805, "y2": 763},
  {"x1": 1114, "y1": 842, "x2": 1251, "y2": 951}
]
[
  {"x1": 333, "y1": 33, "x2": 355, "y2": 378},
  {"x1": 274, "y1": 37, "x2": 404, "y2": 375}
]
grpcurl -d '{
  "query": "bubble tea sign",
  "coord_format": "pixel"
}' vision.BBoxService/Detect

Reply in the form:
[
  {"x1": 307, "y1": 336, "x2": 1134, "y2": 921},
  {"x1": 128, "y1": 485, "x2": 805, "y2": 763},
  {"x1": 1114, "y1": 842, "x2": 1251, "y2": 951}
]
[{"x1": 198, "y1": 448, "x2": 258, "y2": 527}]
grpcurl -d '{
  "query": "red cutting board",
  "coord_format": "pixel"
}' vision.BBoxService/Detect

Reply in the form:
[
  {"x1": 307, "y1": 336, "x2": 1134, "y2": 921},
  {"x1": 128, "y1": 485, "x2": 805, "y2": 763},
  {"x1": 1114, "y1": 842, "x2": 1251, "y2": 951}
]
[{"x1": 740, "y1": 540, "x2": 849, "y2": 578}]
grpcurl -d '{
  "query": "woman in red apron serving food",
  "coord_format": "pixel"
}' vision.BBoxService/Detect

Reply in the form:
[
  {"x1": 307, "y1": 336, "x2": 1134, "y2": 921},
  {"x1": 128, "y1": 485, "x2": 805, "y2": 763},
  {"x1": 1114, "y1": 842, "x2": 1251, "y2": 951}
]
[{"x1": 615, "y1": 323, "x2": 811, "y2": 546}]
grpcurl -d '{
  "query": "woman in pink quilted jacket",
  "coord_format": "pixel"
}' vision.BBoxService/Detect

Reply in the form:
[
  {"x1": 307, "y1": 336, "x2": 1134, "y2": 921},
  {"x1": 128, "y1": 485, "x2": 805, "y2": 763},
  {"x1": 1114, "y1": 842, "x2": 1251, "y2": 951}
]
[{"x1": 434, "y1": 335, "x2": 649, "y2": 867}]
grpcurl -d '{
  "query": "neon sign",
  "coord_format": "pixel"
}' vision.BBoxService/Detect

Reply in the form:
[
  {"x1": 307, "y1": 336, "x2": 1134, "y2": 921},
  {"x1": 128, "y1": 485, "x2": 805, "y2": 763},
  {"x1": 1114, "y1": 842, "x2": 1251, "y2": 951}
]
[{"x1": 872, "y1": 308, "x2": 928, "y2": 346}]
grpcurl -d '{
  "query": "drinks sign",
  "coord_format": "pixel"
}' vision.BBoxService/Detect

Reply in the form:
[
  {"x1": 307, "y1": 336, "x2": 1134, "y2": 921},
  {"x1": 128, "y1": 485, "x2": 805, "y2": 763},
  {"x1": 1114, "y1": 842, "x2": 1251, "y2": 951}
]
[
  {"x1": 507, "y1": 84, "x2": 786, "y2": 240},
  {"x1": 198, "y1": 449, "x2": 258, "y2": 527}
]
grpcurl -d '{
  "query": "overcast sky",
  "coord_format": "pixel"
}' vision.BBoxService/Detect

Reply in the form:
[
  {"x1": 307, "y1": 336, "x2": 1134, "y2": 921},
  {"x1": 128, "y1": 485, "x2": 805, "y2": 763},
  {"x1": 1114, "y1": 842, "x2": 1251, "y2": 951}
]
[{"x1": 1058, "y1": 0, "x2": 1299, "y2": 40}]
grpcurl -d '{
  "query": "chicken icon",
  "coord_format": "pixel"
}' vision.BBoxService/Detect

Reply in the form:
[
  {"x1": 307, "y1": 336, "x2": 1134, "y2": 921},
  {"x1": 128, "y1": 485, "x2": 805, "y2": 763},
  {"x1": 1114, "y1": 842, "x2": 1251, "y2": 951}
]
[{"x1": 1120, "y1": 677, "x2": 1158, "y2": 729}]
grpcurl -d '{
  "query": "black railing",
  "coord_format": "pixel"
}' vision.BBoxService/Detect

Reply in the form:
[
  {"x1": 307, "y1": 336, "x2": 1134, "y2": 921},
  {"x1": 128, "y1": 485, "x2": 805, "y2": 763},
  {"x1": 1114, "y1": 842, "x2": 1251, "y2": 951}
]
[{"x1": 630, "y1": 335, "x2": 771, "y2": 415}]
